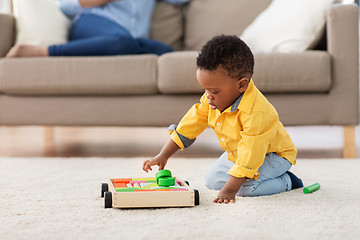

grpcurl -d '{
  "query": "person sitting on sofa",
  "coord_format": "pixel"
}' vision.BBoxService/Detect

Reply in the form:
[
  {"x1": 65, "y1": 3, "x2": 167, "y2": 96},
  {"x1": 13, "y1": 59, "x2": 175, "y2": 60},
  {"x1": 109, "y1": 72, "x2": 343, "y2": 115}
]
[
  {"x1": 143, "y1": 35, "x2": 303, "y2": 204},
  {"x1": 6, "y1": 0, "x2": 188, "y2": 58}
]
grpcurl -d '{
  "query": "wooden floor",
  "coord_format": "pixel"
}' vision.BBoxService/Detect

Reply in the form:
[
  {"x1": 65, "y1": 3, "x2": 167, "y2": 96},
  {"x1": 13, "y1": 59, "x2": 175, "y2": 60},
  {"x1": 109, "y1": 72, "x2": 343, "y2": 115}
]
[{"x1": 0, "y1": 126, "x2": 356, "y2": 158}]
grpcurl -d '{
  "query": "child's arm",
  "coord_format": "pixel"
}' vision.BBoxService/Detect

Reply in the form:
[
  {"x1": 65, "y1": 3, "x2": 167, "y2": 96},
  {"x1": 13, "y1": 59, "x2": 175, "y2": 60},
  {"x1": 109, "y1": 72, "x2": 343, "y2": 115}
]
[
  {"x1": 143, "y1": 139, "x2": 180, "y2": 172},
  {"x1": 214, "y1": 176, "x2": 246, "y2": 204}
]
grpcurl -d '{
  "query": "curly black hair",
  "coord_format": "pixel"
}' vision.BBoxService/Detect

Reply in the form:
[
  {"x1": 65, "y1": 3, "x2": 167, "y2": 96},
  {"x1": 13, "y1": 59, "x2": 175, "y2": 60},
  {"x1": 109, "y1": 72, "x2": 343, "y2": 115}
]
[{"x1": 196, "y1": 35, "x2": 254, "y2": 80}]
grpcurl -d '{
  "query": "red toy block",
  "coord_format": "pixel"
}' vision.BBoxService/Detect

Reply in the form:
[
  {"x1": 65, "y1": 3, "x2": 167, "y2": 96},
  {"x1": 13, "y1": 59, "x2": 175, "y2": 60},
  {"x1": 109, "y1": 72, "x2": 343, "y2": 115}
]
[{"x1": 112, "y1": 178, "x2": 131, "y2": 184}]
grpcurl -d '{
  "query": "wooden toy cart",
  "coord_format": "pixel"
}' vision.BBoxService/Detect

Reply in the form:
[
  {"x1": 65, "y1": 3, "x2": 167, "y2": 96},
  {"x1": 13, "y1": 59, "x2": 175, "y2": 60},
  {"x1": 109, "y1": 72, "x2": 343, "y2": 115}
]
[{"x1": 101, "y1": 177, "x2": 200, "y2": 208}]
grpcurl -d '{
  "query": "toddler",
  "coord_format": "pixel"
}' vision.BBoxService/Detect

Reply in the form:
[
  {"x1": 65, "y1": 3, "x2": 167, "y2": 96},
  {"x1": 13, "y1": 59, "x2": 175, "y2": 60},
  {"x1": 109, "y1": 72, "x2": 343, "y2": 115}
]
[{"x1": 143, "y1": 35, "x2": 303, "y2": 204}]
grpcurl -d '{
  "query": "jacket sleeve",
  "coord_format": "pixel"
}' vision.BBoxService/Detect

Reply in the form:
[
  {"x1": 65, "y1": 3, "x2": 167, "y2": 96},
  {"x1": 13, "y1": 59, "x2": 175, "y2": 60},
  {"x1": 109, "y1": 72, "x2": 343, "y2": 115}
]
[
  {"x1": 169, "y1": 93, "x2": 209, "y2": 150},
  {"x1": 228, "y1": 111, "x2": 278, "y2": 179}
]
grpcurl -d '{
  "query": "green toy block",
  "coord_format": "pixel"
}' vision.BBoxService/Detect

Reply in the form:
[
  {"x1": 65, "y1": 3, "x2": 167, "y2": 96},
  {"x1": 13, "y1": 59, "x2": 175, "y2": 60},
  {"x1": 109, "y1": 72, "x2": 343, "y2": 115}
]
[
  {"x1": 156, "y1": 170, "x2": 172, "y2": 179},
  {"x1": 158, "y1": 177, "x2": 175, "y2": 187},
  {"x1": 116, "y1": 187, "x2": 142, "y2": 192},
  {"x1": 303, "y1": 183, "x2": 321, "y2": 194}
]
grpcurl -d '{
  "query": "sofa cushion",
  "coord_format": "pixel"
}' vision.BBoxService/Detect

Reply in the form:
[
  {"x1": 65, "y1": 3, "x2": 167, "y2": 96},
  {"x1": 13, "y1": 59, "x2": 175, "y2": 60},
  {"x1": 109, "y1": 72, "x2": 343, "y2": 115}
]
[
  {"x1": 150, "y1": 1, "x2": 185, "y2": 51},
  {"x1": 158, "y1": 51, "x2": 331, "y2": 94},
  {"x1": 184, "y1": 0, "x2": 272, "y2": 51},
  {"x1": 253, "y1": 51, "x2": 332, "y2": 93},
  {"x1": 158, "y1": 51, "x2": 200, "y2": 94},
  {"x1": 12, "y1": 0, "x2": 71, "y2": 46},
  {"x1": 0, "y1": 55, "x2": 158, "y2": 95},
  {"x1": 240, "y1": 0, "x2": 335, "y2": 54},
  {"x1": 0, "y1": 14, "x2": 15, "y2": 58}
]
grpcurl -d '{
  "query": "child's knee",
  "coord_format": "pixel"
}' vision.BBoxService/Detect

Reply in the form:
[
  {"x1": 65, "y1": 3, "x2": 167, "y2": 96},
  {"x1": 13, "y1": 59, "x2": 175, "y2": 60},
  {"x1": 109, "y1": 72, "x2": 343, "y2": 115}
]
[
  {"x1": 205, "y1": 168, "x2": 228, "y2": 190},
  {"x1": 205, "y1": 177, "x2": 226, "y2": 190}
]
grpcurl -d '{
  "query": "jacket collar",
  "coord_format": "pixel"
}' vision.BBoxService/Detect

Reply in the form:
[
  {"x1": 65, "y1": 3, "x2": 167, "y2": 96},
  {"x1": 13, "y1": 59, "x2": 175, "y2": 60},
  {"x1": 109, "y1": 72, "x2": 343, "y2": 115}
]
[{"x1": 225, "y1": 79, "x2": 256, "y2": 114}]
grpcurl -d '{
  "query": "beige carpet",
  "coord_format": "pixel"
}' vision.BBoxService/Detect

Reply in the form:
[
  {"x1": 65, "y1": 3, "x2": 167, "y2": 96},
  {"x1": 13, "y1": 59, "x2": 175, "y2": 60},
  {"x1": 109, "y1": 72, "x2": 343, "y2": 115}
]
[{"x1": 1, "y1": 157, "x2": 359, "y2": 240}]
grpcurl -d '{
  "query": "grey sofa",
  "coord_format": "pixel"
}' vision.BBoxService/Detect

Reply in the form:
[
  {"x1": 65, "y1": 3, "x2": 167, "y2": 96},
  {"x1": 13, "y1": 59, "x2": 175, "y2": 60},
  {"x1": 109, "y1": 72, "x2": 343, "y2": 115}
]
[{"x1": 0, "y1": 1, "x2": 358, "y2": 157}]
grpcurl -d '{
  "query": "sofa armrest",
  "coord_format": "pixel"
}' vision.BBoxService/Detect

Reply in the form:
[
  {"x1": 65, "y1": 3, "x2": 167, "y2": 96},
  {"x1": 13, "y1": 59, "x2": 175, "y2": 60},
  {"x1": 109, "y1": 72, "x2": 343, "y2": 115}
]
[
  {"x1": 0, "y1": 13, "x2": 15, "y2": 58},
  {"x1": 327, "y1": 3, "x2": 359, "y2": 125}
]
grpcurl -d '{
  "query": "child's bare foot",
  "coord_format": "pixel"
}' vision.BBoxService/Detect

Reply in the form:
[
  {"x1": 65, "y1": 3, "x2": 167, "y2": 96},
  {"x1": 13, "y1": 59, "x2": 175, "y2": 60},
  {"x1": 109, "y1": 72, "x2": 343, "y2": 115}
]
[{"x1": 6, "y1": 44, "x2": 49, "y2": 58}]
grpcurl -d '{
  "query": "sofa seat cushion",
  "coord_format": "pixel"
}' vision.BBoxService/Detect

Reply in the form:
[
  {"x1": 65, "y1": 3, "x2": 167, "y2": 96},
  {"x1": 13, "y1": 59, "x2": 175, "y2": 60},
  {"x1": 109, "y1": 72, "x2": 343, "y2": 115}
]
[
  {"x1": 158, "y1": 51, "x2": 331, "y2": 94},
  {"x1": 0, "y1": 55, "x2": 158, "y2": 95}
]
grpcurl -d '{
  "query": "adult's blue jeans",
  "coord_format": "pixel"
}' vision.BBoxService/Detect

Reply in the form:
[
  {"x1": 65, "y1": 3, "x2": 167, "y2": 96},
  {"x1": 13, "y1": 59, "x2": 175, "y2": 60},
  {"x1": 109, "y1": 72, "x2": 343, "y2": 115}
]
[
  {"x1": 205, "y1": 152, "x2": 293, "y2": 196},
  {"x1": 48, "y1": 14, "x2": 173, "y2": 56}
]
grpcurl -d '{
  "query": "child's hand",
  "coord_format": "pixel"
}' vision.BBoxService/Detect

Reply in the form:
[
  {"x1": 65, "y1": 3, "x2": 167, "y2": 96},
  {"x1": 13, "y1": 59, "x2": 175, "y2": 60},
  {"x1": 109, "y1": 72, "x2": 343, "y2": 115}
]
[
  {"x1": 143, "y1": 155, "x2": 168, "y2": 173},
  {"x1": 213, "y1": 188, "x2": 236, "y2": 204},
  {"x1": 142, "y1": 139, "x2": 179, "y2": 173},
  {"x1": 213, "y1": 176, "x2": 246, "y2": 204}
]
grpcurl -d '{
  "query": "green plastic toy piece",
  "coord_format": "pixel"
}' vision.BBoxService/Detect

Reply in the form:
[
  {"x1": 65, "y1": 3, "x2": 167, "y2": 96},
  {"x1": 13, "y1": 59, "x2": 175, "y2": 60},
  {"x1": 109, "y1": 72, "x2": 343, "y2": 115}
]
[
  {"x1": 116, "y1": 187, "x2": 142, "y2": 192},
  {"x1": 303, "y1": 183, "x2": 320, "y2": 194},
  {"x1": 156, "y1": 169, "x2": 172, "y2": 179},
  {"x1": 158, "y1": 177, "x2": 175, "y2": 187}
]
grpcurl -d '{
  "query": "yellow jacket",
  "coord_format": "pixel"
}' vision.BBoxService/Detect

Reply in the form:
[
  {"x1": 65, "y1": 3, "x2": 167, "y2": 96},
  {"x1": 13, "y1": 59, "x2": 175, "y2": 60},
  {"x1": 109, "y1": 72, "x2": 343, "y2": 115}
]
[{"x1": 169, "y1": 80, "x2": 297, "y2": 180}]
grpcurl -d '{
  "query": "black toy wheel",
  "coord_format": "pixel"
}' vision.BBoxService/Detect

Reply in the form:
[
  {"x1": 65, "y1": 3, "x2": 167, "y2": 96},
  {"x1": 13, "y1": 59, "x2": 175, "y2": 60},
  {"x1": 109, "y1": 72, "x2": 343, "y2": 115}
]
[
  {"x1": 104, "y1": 191, "x2": 113, "y2": 208},
  {"x1": 101, "y1": 183, "x2": 109, "y2": 198},
  {"x1": 194, "y1": 189, "x2": 199, "y2": 206},
  {"x1": 184, "y1": 181, "x2": 190, "y2": 186}
]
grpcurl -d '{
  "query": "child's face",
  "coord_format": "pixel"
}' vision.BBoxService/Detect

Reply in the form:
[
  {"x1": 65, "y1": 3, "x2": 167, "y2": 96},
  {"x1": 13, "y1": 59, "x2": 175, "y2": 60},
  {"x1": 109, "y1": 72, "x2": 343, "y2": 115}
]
[{"x1": 197, "y1": 67, "x2": 249, "y2": 112}]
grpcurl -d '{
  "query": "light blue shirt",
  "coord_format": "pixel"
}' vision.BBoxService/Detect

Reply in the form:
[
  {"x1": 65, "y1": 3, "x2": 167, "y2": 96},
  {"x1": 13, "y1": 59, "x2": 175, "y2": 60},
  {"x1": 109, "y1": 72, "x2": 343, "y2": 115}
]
[{"x1": 59, "y1": 0, "x2": 188, "y2": 39}]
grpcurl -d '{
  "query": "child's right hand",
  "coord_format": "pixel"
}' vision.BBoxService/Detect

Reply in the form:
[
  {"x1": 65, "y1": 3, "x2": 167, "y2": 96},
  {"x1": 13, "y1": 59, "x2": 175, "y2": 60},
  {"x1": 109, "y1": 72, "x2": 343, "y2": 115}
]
[{"x1": 142, "y1": 155, "x2": 169, "y2": 173}]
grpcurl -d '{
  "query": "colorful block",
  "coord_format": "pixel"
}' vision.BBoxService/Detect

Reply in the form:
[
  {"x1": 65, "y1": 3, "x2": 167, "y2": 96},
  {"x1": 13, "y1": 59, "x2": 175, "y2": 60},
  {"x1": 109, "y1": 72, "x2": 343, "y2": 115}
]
[
  {"x1": 113, "y1": 183, "x2": 127, "y2": 188},
  {"x1": 112, "y1": 178, "x2": 131, "y2": 184},
  {"x1": 116, "y1": 187, "x2": 142, "y2": 192},
  {"x1": 158, "y1": 177, "x2": 175, "y2": 187},
  {"x1": 132, "y1": 178, "x2": 156, "y2": 182},
  {"x1": 130, "y1": 180, "x2": 147, "y2": 184},
  {"x1": 141, "y1": 183, "x2": 159, "y2": 189}
]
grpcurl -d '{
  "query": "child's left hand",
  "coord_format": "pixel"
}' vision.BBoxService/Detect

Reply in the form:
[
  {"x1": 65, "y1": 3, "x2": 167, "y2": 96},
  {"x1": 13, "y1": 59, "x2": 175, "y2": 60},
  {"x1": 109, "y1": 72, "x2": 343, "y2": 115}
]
[
  {"x1": 213, "y1": 176, "x2": 246, "y2": 204},
  {"x1": 213, "y1": 188, "x2": 236, "y2": 204}
]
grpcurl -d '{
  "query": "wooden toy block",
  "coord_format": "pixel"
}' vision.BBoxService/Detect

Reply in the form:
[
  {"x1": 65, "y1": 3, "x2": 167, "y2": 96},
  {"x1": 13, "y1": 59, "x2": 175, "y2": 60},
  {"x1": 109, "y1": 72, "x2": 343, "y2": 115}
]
[
  {"x1": 116, "y1": 187, "x2": 142, "y2": 192},
  {"x1": 113, "y1": 183, "x2": 127, "y2": 188},
  {"x1": 141, "y1": 182, "x2": 158, "y2": 189},
  {"x1": 132, "y1": 178, "x2": 156, "y2": 182},
  {"x1": 130, "y1": 180, "x2": 147, "y2": 184},
  {"x1": 112, "y1": 178, "x2": 131, "y2": 183},
  {"x1": 134, "y1": 189, "x2": 170, "y2": 192},
  {"x1": 101, "y1": 175, "x2": 199, "y2": 208},
  {"x1": 133, "y1": 183, "x2": 141, "y2": 188}
]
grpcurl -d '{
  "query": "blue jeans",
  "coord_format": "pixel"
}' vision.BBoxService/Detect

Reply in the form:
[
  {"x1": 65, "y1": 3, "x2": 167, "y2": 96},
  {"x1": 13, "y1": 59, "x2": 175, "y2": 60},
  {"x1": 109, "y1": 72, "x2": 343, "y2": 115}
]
[
  {"x1": 48, "y1": 14, "x2": 172, "y2": 56},
  {"x1": 205, "y1": 152, "x2": 292, "y2": 196}
]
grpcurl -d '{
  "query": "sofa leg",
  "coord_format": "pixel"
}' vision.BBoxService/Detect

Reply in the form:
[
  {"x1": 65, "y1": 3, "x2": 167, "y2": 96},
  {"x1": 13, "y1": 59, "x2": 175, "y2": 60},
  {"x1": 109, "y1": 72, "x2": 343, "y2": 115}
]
[
  {"x1": 44, "y1": 126, "x2": 55, "y2": 157},
  {"x1": 343, "y1": 126, "x2": 356, "y2": 158}
]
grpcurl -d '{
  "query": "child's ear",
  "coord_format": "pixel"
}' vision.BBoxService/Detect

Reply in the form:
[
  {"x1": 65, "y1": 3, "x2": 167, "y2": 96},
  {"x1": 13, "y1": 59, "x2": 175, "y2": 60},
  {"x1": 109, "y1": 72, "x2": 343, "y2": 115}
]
[{"x1": 238, "y1": 78, "x2": 249, "y2": 92}]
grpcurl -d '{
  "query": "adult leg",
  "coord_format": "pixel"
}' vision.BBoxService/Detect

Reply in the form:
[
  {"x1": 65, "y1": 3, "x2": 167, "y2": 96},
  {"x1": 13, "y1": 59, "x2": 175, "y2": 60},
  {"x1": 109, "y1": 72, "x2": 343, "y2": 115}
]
[
  {"x1": 136, "y1": 38, "x2": 173, "y2": 55},
  {"x1": 6, "y1": 44, "x2": 48, "y2": 57},
  {"x1": 48, "y1": 14, "x2": 140, "y2": 56},
  {"x1": 49, "y1": 36, "x2": 140, "y2": 56},
  {"x1": 6, "y1": 14, "x2": 140, "y2": 57}
]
